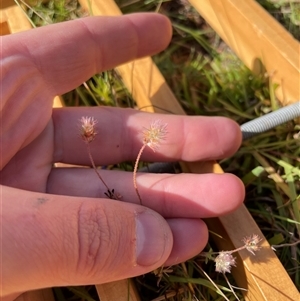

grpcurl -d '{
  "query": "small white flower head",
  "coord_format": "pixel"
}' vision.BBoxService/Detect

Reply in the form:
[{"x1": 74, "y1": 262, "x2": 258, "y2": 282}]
[
  {"x1": 80, "y1": 116, "x2": 97, "y2": 143},
  {"x1": 242, "y1": 234, "x2": 262, "y2": 255},
  {"x1": 143, "y1": 120, "x2": 168, "y2": 152},
  {"x1": 215, "y1": 251, "x2": 236, "y2": 274}
]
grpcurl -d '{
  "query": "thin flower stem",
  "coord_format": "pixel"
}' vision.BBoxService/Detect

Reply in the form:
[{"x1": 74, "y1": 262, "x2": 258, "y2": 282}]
[
  {"x1": 272, "y1": 239, "x2": 300, "y2": 249},
  {"x1": 200, "y1": 246, "x2": 246, "y2": 256},
  {"x1": 86, "y1": 141, "x2": 110, "y2": 192},
  {"x1": 194, "y1": 262, "x2": 230, "y2": 301},
  {"x1": 133, "y1": 144, "x2": 147, "y2": 205},
  {"x1": 223, "y1": 273, "x2": 241, "y2": 301},
  {"x1": 181, "y1": 262, "x2": 195, "y2": 294},
  {"x1": 229, "y1": 245, "x2": 247, "y2": 254}
]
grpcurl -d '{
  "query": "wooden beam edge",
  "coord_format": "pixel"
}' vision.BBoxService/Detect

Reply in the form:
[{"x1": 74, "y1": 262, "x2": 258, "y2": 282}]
[
  {"x1": 189, "y1": 0, "x2": 300, "y2": 104},
  {"x1": 95, "y1": 279, "x2": 140, "y2": 301},
  {"x1": 13, "y1": 289, "x2": 55, "y2": 301},
  {"x1": 187, "y1": 161, "x2": 299, "y2": 300}
]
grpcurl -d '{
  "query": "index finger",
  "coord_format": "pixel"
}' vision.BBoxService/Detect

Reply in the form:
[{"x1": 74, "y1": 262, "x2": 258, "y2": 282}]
[{"x1": 4, "y1": 13, "x2": 172, "y2": 96}]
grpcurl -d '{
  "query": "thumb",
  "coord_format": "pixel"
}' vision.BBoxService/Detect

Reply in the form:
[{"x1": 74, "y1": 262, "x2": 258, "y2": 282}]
[{"x1": 2, "y1": 186, "x2": 172, "y2": 296}]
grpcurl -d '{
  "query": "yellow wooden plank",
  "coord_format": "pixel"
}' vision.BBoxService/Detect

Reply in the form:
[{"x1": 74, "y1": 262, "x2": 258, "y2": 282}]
[
  {"x1": 117, "y1": 58, "x2": 186, "y2": 114},
  {"x1": 82, "y1": 0, "x2": 120, "y2": 16},
  {"x1": 0, "y1": 11, "x2": 10, "y2": 36},
  {"x1": 0, "y1": 0, "x2": 16, "y2": 9},
  {"x1": 188, "y1": 0, "x2": 300, "y2": 105},
  {"x1": 95, "y1": 279, "x2": 140, "y2": 301},
  {"x1": 13, "y1": 289, "x2": 55, "y2": 301},
  {"x1": 78, "y1": 1, "x2": 299, "y2": 300},
  {"x1": 2, "y1": 3, "x2": 32, "y2": 32}
]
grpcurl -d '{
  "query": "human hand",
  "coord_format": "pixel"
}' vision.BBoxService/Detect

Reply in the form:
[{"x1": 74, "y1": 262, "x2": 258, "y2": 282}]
[{"x1": 0, "y1": 13, "x2": 244, "y2": 300}]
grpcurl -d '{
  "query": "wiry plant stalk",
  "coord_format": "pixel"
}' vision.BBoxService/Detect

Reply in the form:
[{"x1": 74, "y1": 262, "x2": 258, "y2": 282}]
[
  {"x1": 133, "y1": 120, "x2": 168, "y2": 205},
  {"x1": 194, "y1": 262, "x2": 230, "y2": 301},
  {"x1": 133, "y1": 144, "x2": 147, "y2": 205},
  {"x1": 223, "y1": 273, "x2": 241, "y2": 301},
  {"x1": 80, "y1": 116, "x2": 116, "y2": 199},
  {"x1": 85, "y1": 141, "x2": 110, "y2": 192}
]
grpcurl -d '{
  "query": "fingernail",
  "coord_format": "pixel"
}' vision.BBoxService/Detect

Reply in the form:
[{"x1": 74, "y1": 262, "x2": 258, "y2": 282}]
[{"x1": 136, "y1": 210, "x2": 170, "y2": 266}]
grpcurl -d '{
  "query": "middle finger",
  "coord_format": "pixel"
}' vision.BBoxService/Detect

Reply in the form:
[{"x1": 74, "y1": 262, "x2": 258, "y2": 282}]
[
  {"x1": 52, "y1": 107, "x2": 242, "y2": 166},
  {"x1": 47, "y1": 167, "x2": 245, "y2": 218}
]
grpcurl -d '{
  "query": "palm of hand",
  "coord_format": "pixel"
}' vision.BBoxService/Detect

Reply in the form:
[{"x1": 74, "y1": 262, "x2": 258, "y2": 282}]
[{"x1": 1, "y1": 55, "x2": 54, "y2": 192}]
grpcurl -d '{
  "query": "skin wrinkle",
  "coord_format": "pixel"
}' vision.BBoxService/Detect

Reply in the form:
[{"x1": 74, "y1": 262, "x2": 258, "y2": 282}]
[
  {"x1": 110, "y1": 210, "x2": 133, "y2": 273},
  {"x1": 41, "y1": 16, "x2": 144, "y2": 95},
  {"x1": 179, "y1": 116, "x2": 190, "y2": 160},
  {"x1": 163, "y1": 175, "x2": 193, "y2": 217},
  {"x1": 96, "y1": 210, "x2": 120, "y2": 278},
  {"x1": 28, "y1": 30, "x2": 78, "y2": 98},
  {"x1": 141, "y1": 173, "x2": 177, "y2": 217},
  {"x1": 123, "y1": 16, "x2": 142, "y2": 59},
  {"x1": 52, "y1": 110, "x2": 64, "y2": 163},
  {"x1": 1, "y1": 57, "x2": 37, "y2": 118},
  {"x1": 211, "y1": 120, "x2": 225, "y2": 158},
  {"x1": 0, "y1": 56, "x2": 28, "y2": 110},
  {"x1": 86, "y1": 216, "x2": 103, "y2": 276},
  {"x1": 153, "y1": 176, "x2": 172, "y2": 217},
  {"x1": 1, "y1": 119, "x2": 53, "y2": 191},
  {"x1": 36, "y1": 124, "x2": 54, "y2": 192},
  {"x1": 76, "y1": 202, "x2": 110, "y2": 279},
  {"x1": 3, "y1": 78, "x2": 43, "y2": 132},
  {"x1": 76, "y1": 18, "x2": 100, "y2": 76},
  {"x1": 162, "y1": 175, "x2": 186, "y2": 217},
  {"x1": 1, "y1": 105, "x2": 41, "y2": 170},
  {"x1": 86, "y1": 205, "x2": 133, "y2": 280},
  {"x1": 10, "y1": 21, "x2": 95, "y2": 97},
  {"x1": 1, "y1": 59, "x2": 53, "y2": 169},
  {"x1": 8, "y1": 32, "x2": 56, "y2": 99},
  {"x1": 76, "y1": 201, "x2": 85, "y2": 276}
]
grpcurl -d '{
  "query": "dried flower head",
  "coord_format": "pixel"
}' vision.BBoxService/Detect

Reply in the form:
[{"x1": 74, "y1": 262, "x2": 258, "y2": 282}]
[
  {"x1": 242, "y1": 234, "x2": 262, "y2": 255},
  {"x1": 143, "y1": 120, "x2": 168, "y2": 152},
  {"x1": 215, "y1": 251, "x2": 236, "y2": 274},
  {"x1": 80, "y1": 116, "x2": 97, "y2": 143}
]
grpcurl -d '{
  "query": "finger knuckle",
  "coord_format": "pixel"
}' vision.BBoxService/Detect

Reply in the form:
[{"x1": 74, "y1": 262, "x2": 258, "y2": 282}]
[{"x1": 76, "y1": 202, "x2": 112, "y2": 278}]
